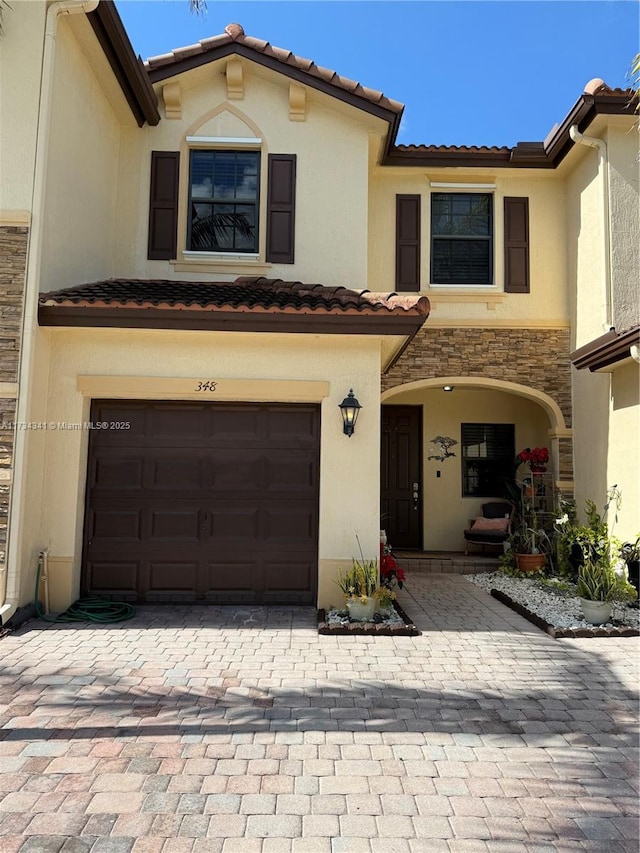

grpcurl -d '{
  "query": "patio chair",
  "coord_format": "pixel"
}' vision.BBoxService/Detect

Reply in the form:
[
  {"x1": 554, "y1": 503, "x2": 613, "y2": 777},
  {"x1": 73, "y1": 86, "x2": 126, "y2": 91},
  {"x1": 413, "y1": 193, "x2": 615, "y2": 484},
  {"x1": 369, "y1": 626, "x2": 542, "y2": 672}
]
[{"x1": 464, "y1": 501, "x2": 513, "y2": 555}]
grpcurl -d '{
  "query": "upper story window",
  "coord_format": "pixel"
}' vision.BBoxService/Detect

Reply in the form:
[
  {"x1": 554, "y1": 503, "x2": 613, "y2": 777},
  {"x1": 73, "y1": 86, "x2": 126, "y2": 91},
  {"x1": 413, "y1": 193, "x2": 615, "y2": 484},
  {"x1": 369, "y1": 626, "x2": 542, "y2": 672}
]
[
  {"x1": 431, "y1": 193, "x2": 493, "y2": 285},
  {"x1": 188, "y1": 150, "x2": 260, "y2": 253}
]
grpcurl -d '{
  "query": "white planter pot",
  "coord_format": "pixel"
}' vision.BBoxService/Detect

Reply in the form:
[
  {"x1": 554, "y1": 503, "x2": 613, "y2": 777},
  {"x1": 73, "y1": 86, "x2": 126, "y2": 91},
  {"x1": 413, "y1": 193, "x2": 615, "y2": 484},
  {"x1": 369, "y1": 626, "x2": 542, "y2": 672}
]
[
  {"x1": 580, "y1": 599, "x2": 612, "y2": 626},
  {"x1": 346, "y1": 598, "x2": 378, "y2": 622}
]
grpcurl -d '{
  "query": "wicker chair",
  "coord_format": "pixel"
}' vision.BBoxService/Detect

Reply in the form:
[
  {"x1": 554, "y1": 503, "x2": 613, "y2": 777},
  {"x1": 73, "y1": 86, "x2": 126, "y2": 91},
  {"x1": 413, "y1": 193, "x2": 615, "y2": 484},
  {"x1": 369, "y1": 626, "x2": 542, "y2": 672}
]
[{"x1": 464, "y1": 501, "x2": 513, "y2": 555}]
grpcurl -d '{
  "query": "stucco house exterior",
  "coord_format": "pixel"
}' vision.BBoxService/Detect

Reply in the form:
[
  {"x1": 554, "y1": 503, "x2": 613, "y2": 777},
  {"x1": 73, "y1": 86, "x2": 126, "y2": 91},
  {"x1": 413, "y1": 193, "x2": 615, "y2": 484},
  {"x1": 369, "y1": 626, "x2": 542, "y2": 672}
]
[{"x1": 0, "y1": 0, "x2": 637, "y2": 621}]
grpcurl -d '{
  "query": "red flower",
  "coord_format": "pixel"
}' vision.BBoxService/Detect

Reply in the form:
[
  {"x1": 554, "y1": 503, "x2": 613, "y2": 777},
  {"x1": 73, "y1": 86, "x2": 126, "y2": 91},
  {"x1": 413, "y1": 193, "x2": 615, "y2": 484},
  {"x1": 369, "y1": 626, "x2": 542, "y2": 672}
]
[{"x1": 516, "y1": 447, "x2": 549, "y2": 466}]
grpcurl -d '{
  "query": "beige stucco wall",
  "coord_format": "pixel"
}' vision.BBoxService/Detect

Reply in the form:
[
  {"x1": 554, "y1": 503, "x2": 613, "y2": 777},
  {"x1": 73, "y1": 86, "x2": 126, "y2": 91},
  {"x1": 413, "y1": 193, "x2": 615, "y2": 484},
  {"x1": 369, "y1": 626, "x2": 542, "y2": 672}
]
[
  {"x1": 17, "y1": 328, "x2": 383, "y2": 610},
  {"x1": 39, "y1": 17, "x2": 122, "y2": 291},
  {"x1": 607, "y1": 122, "x2": 640, "y2": 332},
  {"x1": 382, "y1": 385, "x2": 551, "y2": 551},
  {"x1": 566, "y1": 118, "x2": 639, "y2": 535},
  {"x1": 609, "y1": 362, "x2": 640, "y2": 540},
  {"x1": 114, "y1": 62, "x2": 377, "y2": 288},
  {"x1": 565, "y1": 135, "x2": 607, "y2": 349},
  {"x1": 0, "y1": 0, "x2": 46, "y2": 215},
  {"x1": 367, "y1": 168, "x2": 568, "y2": 323}
]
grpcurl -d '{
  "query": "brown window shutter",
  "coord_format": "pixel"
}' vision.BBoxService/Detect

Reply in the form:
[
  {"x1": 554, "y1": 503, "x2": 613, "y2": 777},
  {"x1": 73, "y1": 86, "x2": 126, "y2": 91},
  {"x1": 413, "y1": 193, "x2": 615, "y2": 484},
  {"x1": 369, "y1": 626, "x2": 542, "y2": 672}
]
[
  {"x1": 504, "y1": 196, "x2": 529, "y2": 293},
  {"x1": 266, "y1": 154, "x2": 296, "y2": 264},
  {"x1": 148, "y1": 151, "x2": 180, "y2": 260},
  {"x1": 396, "y1": 195, "x2": 421, "y2": 291}
]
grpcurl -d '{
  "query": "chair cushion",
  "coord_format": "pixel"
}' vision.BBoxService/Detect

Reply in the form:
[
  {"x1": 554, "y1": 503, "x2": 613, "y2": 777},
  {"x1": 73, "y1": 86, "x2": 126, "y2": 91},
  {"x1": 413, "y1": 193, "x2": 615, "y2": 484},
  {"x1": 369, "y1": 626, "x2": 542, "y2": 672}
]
[{"x1": 471, "y1": 517, "x2": 510, "y2": 532}]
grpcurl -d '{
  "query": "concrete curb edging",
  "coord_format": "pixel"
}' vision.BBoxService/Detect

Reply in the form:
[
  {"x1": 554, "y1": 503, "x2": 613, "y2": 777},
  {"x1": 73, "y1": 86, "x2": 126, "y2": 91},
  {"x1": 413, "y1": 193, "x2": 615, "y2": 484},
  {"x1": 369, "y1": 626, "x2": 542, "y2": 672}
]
[
  {"x1": 317, "y1": 600, "x2": 420, "y2": 636},
  {"x1": 491, "y1": 588, "x2": 640, "y2": 639}
]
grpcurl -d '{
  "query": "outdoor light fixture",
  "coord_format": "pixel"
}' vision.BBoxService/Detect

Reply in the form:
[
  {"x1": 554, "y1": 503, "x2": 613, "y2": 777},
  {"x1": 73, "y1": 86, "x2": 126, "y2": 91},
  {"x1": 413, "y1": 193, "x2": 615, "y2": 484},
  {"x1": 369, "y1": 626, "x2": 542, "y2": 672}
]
[
  {"x1": 339, "y1": 389, "x2": 362, "y2": 437},
  {"x1": 443, "y1": 385, "x2": 454, "y2": 392}
]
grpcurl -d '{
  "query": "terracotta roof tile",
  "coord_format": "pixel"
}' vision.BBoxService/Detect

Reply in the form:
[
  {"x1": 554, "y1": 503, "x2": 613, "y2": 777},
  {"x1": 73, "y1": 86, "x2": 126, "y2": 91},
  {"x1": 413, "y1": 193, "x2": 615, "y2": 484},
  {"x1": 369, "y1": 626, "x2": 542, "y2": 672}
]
[
  {"x1": 394, "y1": 143, "x2": 511, "y2": 154},
  {"x1": 39, "y1": 277, "x2": 430, "y2": 318},
  {"x1": 144, "y1": 24, "x2": 404, "y2": 116}
]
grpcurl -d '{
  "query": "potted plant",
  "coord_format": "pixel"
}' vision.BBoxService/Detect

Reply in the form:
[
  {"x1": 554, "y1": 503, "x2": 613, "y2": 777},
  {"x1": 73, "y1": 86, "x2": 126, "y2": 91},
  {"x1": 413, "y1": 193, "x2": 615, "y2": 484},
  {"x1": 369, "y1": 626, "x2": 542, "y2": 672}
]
[
  {"x1": 576, "y1": 550, "x2": 637, "y2": 625},
  {"x1": 336, "y1": 558, "x2": 393, "y2": 622},
  {"x1": 508, "y1": 507, "x2": 552, "y2": 573}
]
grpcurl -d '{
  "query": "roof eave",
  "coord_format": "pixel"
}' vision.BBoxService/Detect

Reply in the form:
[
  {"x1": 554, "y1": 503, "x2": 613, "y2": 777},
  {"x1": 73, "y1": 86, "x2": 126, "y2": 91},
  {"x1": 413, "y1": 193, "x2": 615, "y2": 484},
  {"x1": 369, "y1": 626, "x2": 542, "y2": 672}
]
[
  {"x1": 87, "y1": 0, "x2": 160, "y2": 127},
  {"x1": 383, "y1": 90, "x2": 635, "y2": 169},
  {"x1": 571, "y1": 326, "x2": 640, "y2": 372},
  {"x1": 38, "y1": 305, "x2": 429, "y2": 337},
  {"x1": 147, "y1": 42, "x2": 399, "y2": 129}
]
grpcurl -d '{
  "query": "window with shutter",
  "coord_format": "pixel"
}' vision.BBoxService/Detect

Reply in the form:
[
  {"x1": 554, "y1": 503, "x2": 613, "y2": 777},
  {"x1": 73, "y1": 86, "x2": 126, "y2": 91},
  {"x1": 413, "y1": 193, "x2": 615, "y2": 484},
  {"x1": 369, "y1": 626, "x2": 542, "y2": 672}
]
[
  {"x1": 430, "y1": 193, "x2": 493, "y2": 285},
  {"x1": 396, "y1": 195, "x2": 421, "y2": 291},
  {"x1": 148, "y1": 151, "x2": 180, "y2": 260},
  {"x1": 461, "y1": 423, "x2": 515, "y2": 497},
  {"x1": 187, "y1": 150, "x2": 260, "y2": 253},
  {"x1": 504, "y1": 197, "x2": 530, "y2": 293},
  {"x1": 266, "y1": 154, "x2": 296, "y2": 264}
]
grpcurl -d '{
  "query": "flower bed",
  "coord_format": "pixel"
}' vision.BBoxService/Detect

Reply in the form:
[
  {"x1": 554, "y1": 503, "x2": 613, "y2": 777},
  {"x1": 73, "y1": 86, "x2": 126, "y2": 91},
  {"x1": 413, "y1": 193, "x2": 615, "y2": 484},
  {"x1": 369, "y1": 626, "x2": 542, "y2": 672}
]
[
  {"x1": 317, "y1": 601, "x2": 420, "y2": 636},
  {"x1": 466, "y1": 571, "x2": 639, "y2": 638}
]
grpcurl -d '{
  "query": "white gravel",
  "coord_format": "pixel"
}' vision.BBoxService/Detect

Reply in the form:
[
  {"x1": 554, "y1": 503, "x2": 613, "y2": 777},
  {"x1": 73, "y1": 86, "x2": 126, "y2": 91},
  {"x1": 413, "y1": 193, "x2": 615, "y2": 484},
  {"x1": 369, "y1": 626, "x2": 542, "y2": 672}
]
[{"x1": 465, "y1": 572, "x2": 640, "y2": 630}]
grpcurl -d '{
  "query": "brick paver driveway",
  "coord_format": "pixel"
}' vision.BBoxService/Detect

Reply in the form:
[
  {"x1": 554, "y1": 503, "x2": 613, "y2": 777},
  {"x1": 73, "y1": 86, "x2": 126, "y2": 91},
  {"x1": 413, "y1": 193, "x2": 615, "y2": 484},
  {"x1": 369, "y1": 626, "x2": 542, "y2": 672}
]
[{"x1": 1, "y1": 575, "x2": 638, "y2": 853}]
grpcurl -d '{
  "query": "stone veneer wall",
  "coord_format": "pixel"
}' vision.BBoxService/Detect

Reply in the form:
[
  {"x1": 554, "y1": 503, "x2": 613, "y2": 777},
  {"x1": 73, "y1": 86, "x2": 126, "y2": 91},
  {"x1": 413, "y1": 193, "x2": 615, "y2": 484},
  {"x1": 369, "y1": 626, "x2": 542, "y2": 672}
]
[
  {"x1": 0, "y1": 226, "x2": 28, "y2": 565},
  {"x1": 382, "y1": 326, "x2": 574, "y2": 483}
]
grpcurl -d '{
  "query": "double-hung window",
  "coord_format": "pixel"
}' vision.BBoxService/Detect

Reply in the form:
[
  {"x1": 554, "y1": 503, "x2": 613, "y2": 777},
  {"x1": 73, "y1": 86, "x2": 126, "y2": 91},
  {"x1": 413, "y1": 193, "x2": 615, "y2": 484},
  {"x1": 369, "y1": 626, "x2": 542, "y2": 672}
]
[
  {"x1": 188, "y1": 150, "x2": 260, "y2": 253},
  {"x1": 461, "y1": 423, "x2": 514, "y2": 497},
  {"x1": 431, "y1": 193, "x2": 493, "y2": 285}
]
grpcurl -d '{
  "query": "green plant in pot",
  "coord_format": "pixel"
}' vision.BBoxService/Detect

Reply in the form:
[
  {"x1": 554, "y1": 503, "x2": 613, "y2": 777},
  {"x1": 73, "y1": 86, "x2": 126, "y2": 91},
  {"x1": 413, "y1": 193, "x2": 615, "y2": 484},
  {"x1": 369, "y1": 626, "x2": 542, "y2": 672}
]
[
  {"x1": 576, "y1": 546, "x2": 637, "y2": 625},
  {"x1": 336, "y1": 559, "x2": 394, "y2": 622},
  {"x1": 508, "y1": 506, "x2": 552, "y2": 573}
]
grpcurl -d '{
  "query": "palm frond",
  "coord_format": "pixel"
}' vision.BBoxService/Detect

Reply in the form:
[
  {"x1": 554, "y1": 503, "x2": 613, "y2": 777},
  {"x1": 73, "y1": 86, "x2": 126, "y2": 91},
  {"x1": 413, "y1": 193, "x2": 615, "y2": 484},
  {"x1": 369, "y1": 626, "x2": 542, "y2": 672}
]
[{"x1": 190, "y1": 211, "x2": 254, "y2": 251}]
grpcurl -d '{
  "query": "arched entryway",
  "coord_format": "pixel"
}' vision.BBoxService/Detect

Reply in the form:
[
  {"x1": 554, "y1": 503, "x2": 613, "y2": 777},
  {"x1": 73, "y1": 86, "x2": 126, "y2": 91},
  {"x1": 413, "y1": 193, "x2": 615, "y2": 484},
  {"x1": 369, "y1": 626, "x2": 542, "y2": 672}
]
[{"x1": 381, "y1": 377, "x2": 572, "y2": 552}]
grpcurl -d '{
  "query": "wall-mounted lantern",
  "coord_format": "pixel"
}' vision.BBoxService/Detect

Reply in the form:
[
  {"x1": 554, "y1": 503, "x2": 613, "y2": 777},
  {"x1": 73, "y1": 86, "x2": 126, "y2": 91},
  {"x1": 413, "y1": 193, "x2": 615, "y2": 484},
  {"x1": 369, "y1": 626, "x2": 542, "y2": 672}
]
[{"x1": 339, "y1": 389, "x2": 362, "y2": 437}]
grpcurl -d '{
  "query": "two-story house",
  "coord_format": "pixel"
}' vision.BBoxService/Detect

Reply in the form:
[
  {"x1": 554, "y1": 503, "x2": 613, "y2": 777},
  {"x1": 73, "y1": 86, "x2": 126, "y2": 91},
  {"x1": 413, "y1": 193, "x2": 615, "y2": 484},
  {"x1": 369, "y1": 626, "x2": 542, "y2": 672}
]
[{"x1": 0, "y1": 0, "x2": 637, "y2": 621}]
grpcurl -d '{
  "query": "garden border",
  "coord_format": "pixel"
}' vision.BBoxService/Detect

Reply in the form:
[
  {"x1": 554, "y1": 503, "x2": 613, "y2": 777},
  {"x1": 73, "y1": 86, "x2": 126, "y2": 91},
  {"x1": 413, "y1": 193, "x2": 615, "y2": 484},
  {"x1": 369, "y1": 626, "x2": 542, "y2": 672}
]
[
  {"x1": 317, "y1": 600, "x2": 420, "y2": 636},
  {"x1": 491, "y1": 589, "x2": 640, "y2": 639}
]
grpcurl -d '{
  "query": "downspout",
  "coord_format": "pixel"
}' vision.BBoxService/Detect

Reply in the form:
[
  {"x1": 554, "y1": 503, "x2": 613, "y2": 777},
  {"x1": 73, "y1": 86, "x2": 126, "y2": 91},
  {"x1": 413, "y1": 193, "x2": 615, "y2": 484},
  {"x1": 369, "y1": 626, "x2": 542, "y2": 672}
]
[
  {"x1": 569, "y1": 125, "x2": 614, "y2": 331},
  {"x1": 0, "y1": 0, "x2": 99, "y2": 625}
]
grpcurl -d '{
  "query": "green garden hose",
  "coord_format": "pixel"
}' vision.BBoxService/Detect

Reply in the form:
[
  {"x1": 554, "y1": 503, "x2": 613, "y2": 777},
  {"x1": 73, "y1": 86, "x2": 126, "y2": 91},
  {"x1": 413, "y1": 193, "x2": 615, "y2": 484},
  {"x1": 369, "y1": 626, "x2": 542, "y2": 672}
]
[{"x1": 34, "y1": 555, "x2": 136, "y2": 623}]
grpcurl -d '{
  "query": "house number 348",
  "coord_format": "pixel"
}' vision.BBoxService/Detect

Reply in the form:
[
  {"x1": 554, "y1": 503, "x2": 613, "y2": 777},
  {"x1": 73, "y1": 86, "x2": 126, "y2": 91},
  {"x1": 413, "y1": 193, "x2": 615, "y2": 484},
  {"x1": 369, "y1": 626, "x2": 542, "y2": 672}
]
[{"x1": 195, "y1": 381, "x2": 217, "y2": 391}]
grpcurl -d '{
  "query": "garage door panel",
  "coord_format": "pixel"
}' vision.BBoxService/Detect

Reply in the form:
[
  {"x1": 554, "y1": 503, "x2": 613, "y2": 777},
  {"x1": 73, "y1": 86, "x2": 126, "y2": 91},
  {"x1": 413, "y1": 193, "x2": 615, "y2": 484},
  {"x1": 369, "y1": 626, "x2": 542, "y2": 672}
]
[
  {"x1": 150, "y1": 509, "x2": 200, "y2": 540},
  {"x1": 209, "y1": 407, "x2": 262, "y2": 442},
  {"x1": 148, "y1": 405, "x2": 206, "y2": 441},
  {"x1": 83, "y1": 400, "x2": 319, "y2": 604},
  {"x1": 209, "y1": 507, "x2": 261, "y2": 540},
  {"x1": 92, "y1": 456, "x2": 144, "y2": 490},
  {"x1": 148, "y1": 561, "x2": 198, "y2": 591},
  {"x1": 266, "y1": 408, "x2": 320, "y2": 443},
  {"x1": 264, "y1": 508, "x2": 316, "y2": 543},
  {"x1": 87, "y1": 561, "x2": 139, "y2": 593},
  {"x1": 211, "y1": 455, "x2": 263, "y2": 491},
  {"x1": 151, "y1": 457, "x2": 204, "y2": 489},
  {"x1": 264, "y1": 455, "x2": 318, "y2": 492},
  {"x1": 206, "y1": 559, "x2": 263, "y2": 592},
  {"x1": 90, "y1": 508, "x2": 142, "y2": 541},
  {"x1": 91, "y1": 403, "x2": 148, "y2": 442}
]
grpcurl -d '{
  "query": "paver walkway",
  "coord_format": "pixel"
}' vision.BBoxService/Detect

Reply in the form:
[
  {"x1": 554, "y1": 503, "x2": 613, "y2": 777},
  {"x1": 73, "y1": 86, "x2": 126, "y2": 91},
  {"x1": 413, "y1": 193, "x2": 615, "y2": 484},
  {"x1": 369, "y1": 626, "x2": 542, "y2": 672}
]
[{"x1": 0, "y1": 574, "x2": 638, "y2": 853}]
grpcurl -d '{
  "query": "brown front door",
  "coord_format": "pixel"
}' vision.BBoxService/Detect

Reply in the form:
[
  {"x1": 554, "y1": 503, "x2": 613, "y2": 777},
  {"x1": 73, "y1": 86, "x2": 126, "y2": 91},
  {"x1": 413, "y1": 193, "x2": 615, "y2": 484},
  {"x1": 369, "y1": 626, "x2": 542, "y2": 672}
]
[
  {"x1": 381, "y1": 405, "x2": 422, "y2": 549},
  {"x1": 82, "y1": 400, "x2": 320, "y2": 604}
]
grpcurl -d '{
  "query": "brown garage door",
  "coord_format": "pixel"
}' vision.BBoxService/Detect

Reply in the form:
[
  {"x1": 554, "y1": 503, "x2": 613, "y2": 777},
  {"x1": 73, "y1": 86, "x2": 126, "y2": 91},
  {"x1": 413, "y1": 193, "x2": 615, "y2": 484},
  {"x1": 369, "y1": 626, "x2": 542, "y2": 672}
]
[{"x1": 82, "y1": 400, "x2": 320, "y2": 604}]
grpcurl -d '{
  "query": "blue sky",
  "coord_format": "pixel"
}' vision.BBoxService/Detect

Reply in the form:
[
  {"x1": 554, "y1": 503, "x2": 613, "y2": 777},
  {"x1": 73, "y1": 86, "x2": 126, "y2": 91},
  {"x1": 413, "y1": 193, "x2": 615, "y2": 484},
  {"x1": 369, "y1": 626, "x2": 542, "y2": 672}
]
[{"x1": 115, "y1": 1, "x2": 639, "y2": 147}]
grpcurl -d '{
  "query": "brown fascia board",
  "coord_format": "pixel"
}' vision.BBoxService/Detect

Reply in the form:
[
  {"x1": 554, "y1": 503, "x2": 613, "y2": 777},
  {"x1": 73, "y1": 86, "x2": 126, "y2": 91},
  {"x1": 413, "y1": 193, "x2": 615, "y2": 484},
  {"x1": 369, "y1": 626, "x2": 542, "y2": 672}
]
[
  {"x1": 87, "y1": 1, "x2": 160, "y2": 127},
  {"x1": 383, "y1": 91, "x2": 635, "y2": 169},
  {"x1": 147, "y1": 42, "x2": 400, "y2": 129},
  {"x1": 571, "y1": 326, "x2": 640, "y2": 372},
  {"x1": 38, "y1": 304, "x2": 427, "y2": 338}
]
